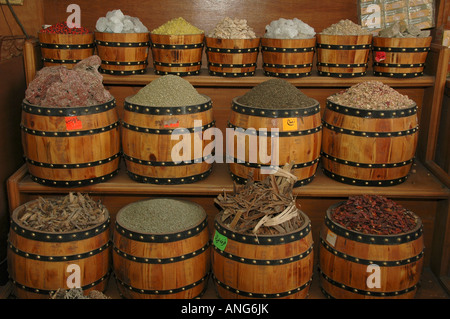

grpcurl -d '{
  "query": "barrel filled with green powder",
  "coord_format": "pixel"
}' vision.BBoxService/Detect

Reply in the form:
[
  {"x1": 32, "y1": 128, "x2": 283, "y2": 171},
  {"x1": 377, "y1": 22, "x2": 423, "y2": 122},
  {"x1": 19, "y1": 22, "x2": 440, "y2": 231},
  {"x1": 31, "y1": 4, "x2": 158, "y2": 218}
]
[
  {"x1": 121, "y1": 75, "x2": 215, "y2": 185},
  {"x1": 113, "y1": 198, "x2": 210, "y2": 299},
  {"x1": 227, "y1": 79, "x2": 322, "y2": 187}
]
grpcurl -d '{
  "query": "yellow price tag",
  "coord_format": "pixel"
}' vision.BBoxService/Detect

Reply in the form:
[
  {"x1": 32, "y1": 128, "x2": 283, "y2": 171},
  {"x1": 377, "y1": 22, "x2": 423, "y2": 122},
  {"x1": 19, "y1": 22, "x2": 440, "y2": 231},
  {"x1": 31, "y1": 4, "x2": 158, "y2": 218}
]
[{"x1": 282, "y1": 118, "x2": 298, "y2": 131}]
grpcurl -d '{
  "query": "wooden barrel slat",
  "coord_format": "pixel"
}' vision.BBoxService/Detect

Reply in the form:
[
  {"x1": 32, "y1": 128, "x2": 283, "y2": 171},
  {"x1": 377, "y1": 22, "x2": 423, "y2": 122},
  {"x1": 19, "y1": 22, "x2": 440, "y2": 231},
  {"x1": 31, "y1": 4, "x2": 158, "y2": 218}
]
[
  {"x1": 212, "y1": 211, "x2": 314, "y2": 299},
  {"x1": 319, "y1": 203, "x2": 424, "y2": 299},
  {"x1": 21, "y1": 99, "x2": 121, "y2": 186},
  {"x1": 227, "y1": 97, "x2": 322, "y2": 186},
  {"x1": 7, "y1": 200, "x2": 111, "y2": 299}
]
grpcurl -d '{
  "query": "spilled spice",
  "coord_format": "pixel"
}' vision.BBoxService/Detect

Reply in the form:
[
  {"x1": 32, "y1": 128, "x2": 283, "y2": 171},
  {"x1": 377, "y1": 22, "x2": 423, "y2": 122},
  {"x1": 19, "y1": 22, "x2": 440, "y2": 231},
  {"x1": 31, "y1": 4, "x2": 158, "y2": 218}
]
[{"x1": 331, "y1": 195, "x2": 418, "y2": 235}]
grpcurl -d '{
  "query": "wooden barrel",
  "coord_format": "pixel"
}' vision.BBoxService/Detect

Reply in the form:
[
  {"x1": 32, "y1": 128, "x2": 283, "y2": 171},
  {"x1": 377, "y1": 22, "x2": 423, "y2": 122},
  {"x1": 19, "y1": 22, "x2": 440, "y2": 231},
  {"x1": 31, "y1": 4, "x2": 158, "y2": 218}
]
[
  {"x1": 227, "y1": 97, "x2": 322, "y2": 187},
  {"x1": 21, "y1": 98, "x2": 121, "y2": 187},
  {"x1": 212, "y1": 210, "x2": 314, "y2": 299},
  {"x1": 121, "y1": 95, "x2": 215, "y2": 184},
  {"x1": 95, "y1": 32, "x2": 150, "y2": 75},
  {"x1": 316, "y1": 34, "x2": 372, "y2": 77},
  {"x1": 372, "y1": 36, "x2": 432, "y2": 78},
  {"x1": 7, "y1": 200, "x2": 111, "y2": 299},
  {"x1": 38, "y1": 32, "x2": 95, "y2": 69},
  {"x1": 261, "y1": 37, "x2": 316, "y2": 78},
  {"x1": 205, "y1": 37, "x2": 260, "y2": 77},
  {"x1": 319, "y1": 203, "x2": 424, "y2": 299},
  {"x1": 150, "y1": 33, "x2": 204, "y2": 76},
  {"x1": 113, "y1": 199, "x2": 210, "y2": 299},
  {"x1": 321, "y1": 99, "x2": 419, "y2": 186}
]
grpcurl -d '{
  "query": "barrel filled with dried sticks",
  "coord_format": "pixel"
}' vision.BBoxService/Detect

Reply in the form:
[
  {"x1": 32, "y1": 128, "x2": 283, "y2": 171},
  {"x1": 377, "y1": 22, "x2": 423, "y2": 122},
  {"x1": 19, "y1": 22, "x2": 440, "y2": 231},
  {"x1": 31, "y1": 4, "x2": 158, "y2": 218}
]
[
  {"x1": 321, "y1": 81, "x2": 418, "y2": 186},
  {"x1": 227, "y1": 79, "x2": 322, "y2": 187},
  {"x1": 212, "y1": 165, "x2": 314, "y2": 299},
  {"x1": 7, "y1": 193, "x2": 111, "y2": 299},
  {"x1": 319, "y1": 195, "x2": 424, "y2": 299},
  {"x1": 113, "y1": 198, "x2": 210, "y2": 299}
]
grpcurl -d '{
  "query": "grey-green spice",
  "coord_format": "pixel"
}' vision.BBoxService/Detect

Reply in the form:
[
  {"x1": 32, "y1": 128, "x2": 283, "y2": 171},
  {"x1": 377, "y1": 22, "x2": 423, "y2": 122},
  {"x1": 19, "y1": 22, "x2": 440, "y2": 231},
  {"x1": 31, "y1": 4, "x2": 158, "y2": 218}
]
[
  {"x1": 237, "y1": 79, "x2": 317, "y2": 109},
  {"x1": 117, "y1": 198, "x2": 206, "y2": 234},
  {"x1": 127, "y1": 75, "x2": 208, "y2": 107}
]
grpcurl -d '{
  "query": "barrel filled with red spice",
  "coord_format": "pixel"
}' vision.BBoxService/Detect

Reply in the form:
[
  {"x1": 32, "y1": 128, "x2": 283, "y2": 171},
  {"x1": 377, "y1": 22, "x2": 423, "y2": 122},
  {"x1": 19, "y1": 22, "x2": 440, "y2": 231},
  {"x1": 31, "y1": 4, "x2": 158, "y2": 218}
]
[{"x1": 319, "y1": 195, "x2": 424, "y2": 299}]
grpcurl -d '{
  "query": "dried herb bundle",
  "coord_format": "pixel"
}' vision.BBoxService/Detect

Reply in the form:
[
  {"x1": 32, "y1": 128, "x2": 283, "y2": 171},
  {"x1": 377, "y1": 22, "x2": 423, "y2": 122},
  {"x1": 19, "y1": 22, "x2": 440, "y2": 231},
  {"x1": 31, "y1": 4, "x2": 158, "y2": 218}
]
[
  {"x1": 18, "y1": 193, "x2": 107, "y2": 232},
  {"x1": 215, "y1": 164, "x2": 305, "y2": 235},
  {"x1": 50, "y1": 288, "x2": 110, "y2": 299}
]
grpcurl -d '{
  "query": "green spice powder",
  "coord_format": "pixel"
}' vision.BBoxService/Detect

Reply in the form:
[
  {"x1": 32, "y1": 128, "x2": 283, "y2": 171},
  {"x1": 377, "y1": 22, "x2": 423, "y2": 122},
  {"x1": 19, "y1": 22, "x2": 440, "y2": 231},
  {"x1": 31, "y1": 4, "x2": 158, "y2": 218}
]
[
  {"x1": 117, "y1": 198, "x2": 206, "y2": 234},
  {"x1": 237, "y1": 79, "x2": 317, "y2": 109}
]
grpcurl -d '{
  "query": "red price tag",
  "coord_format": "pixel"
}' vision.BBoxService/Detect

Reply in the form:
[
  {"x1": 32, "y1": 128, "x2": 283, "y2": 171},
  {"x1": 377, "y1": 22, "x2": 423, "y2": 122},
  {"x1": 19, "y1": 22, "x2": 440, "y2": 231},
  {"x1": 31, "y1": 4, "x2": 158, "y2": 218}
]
[
  {"x1": 375, "y1": 51, "x2": 386, "y2": 62},
  {"x1": 65, "y1": 116, "x2": 82, "y2": 130}
]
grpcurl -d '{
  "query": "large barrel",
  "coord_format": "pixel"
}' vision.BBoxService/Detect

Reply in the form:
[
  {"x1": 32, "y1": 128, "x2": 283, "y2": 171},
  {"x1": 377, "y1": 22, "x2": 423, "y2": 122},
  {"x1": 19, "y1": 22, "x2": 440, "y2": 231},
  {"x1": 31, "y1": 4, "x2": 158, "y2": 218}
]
[
  {"x1": 38, "y1": 32, "x2": 95, "y2": 69},
  {"x1": 20, "y1": 98, "x2": 121, "y2": 187},
  {"x1": 7, "y1": 199, "x2": 111, "y2": 299},
  {"x1": 372, "y1": 36, "x2": 432, "y2": 78},
  {"x1": 212, "y1": 210, "x2": 314, "y2": 299},
  {"x1": 205, "y1": 37, "x2": 260, "y2": 77},
  {"x1": 319, "y1": 202, "x2": 424, "y2": 299},
  {"x1": 95, "y1": 32, "x2": 150, "y2": 75},
  {"x1": 321, "y1": 99, "x2": 419, "y2": 186},
  {"x1": 261, "y1": 37, "x2": 316, "y2": 78},
  {"x1": 227, "y1": 97, "x2": 322, "y2": 187},
  {"x1": 150, "y1": 33, "x2": 204, "y2": 76},
  {"x1": 121, "y1": 96, "x2": 215, "y2": 184},
  {"x1": 112, "y1": 199, "x2": 211, "y2": 299},
  {"x1": 316, "y1": 34, "x2": 372, "y2": 77}
]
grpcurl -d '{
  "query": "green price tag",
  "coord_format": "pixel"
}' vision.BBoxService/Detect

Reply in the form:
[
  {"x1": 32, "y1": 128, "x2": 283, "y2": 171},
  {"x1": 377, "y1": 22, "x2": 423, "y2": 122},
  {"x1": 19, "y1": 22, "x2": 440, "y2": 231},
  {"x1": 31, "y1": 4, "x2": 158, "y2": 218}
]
[{"x1": 213, "y1": 230, "x2": 228, "y2": 251}]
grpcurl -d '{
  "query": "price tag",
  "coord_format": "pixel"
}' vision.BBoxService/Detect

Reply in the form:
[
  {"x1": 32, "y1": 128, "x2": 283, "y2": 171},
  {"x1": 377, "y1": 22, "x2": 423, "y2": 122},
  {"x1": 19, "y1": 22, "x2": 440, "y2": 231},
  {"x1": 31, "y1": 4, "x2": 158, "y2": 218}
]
[
  {"x1": 375, "y1": 51, "x2": 386, "y2": 62},
  {"x1": 65, "y1": 116, "x2": 82, "y2": 130},
  {"x1": 213, "y1": 230, "x2": 228, "y2": 251},
  {"x1": 325, "y1": 229, "x2": 337, "y2": 247},
  {"x1": 282, "y1": 118, "x2": 297, "y2": 131}
]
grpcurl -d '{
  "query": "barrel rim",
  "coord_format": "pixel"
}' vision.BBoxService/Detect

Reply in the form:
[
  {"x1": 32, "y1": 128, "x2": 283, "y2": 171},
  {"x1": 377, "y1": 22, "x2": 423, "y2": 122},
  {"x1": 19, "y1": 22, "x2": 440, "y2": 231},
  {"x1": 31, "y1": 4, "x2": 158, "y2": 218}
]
[
  {"x1": 325, "y1": 201, "x2": 423, "y2": 242},
  {"x1": 94, "y1": 31, "x2": 151, "y2": 36},
  {"x1": 232, "y1": 96, "x2": 320, "y2": 117},
  {"x1": 115, "y1": 198, "x2": 208, "y2": 238},
  {"x1": 325, "y1": 99, "x2": 418, "y2": 118},
  {"x1": 22, "y1": 97, "x2": 116, "y2": 116},
  {"x1": 214, "y1": 209, "x2": 312, "y2": 245},
  {"x1": 10, "y1": 198, "x2": 110, "y2": 241}
]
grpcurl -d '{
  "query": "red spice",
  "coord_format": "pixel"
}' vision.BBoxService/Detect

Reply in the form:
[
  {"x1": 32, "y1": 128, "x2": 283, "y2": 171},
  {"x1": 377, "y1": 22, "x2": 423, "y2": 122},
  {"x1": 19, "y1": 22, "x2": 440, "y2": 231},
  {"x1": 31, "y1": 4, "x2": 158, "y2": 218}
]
[
  {"x1": 331, "y1": 195, "x2": 417, "y2": 235},
  {"x1": 40, "y1": 22, "x2": 91, "y2": 34}
]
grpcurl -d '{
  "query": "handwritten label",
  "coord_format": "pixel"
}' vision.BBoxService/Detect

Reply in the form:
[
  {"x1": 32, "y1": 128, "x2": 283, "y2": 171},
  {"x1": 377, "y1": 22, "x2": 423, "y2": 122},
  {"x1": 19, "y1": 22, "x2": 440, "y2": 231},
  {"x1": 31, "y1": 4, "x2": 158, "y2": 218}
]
[
  {"x1": 325, "y1": 229, "x2": 337, "y2": 247},
  {"x1": 65, "y1": 116, "x2": 82, "y2": 130},
  {"x1": 213, "y1": 230, "x2": 228, "y2": 251},
  {"x1": 282, "y1": 118, "x2": 297, "y2": 131}
]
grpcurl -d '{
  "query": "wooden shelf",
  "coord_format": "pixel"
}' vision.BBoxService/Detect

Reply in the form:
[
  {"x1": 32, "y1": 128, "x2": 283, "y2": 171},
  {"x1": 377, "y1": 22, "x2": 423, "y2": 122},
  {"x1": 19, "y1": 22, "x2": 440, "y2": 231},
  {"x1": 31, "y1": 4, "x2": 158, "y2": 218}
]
[{"x1": 101, "y1": 68, "x2": 436, "y2": 88}]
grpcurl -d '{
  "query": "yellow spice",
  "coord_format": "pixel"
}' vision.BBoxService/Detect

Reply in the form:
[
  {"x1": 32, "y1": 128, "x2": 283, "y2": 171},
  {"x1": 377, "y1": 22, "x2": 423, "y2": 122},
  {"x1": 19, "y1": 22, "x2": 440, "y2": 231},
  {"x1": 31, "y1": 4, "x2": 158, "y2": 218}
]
[{"x1": 151, "y1": 17, "x2": 204, "y2": 35}]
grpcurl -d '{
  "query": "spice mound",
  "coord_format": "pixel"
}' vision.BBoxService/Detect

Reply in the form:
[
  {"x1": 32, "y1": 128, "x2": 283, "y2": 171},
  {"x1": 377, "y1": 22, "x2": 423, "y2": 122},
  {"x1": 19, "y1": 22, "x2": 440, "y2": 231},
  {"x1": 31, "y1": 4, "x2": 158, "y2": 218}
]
[
  {"x1": 321, "y1": 19, "x2": 371, "y2": 36},
  {"x1": 25, "y1": 55, "x2": 112, "y2": 108},
  {"x1": 40, "y1": 21, "x2": 91, "y2": 34},
  {"x1": 328, "y1": 80, "x2": 415, "y2": 110},
  {"x1": 208, "y1": 17, "x2": 256, "y2": 39},
  {"x1": 237, "y1": 78, "x2": 317, "y2": 109},
  {"x1": 50, "y1": 288, "x2": 110, "y2": 299},
  {"x1": 378, "y1": 21, "x2": 430, "y2": 38},
  {"x1": 151, "y1": 17, "x2": 203, "y2": 35},
  {"x1": 17, "y1": 193, "x2": 108, "y2": 233},
  {"x1": 127, "y1": 74, "x2": 208, "y2": 107},
  {"x1": 331, "y1": 195, "x2": 418, "y2": 235},
  {"x1": 264, "y1": 18, "x2": 315, "y2": 39},
  {"x1": 96, "y1": 9, "x2": 148, "y2": 33},
  {"x1": 117, "y1": 199, "x2": 206, "y2": 234},
  {"x1": 215, "y1": 164, "x2": 305, "y2": 235}
]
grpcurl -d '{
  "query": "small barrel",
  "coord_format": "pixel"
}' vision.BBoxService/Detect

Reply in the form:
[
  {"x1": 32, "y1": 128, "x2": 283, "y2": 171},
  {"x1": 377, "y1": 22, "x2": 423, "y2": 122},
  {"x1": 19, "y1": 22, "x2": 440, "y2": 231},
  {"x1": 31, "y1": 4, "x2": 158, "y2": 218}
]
[
  {"x1": 7, "y1": 199, "x2": 111, "y2": 299},
  {"x1": 121, "y1": 95, "x2": 215, "y2": 184},
  {"x1": 212, "y1": 210, "x2": 314, "y2": 299},
  {"x1": 372, "y1": 36, "x2": 432, "y2": 78},
  {"x1": 227, "y1": 97, "x2": 322, "y2": 187},
  {"x1": 205, "y1": 37, "x2": 260, "y2": 77},
  {"x1": 321, "y1": 99, "x2": 419, "y2": 186},
  {"x1": 21, "y1": 98, "x2": 121, "y2": 187},
  {"x1": 319, "y1": 202, "x2": 424, "y2": 299},
  {"x1": 316, "y1": 34, "x2": 372, "y2": 77},
  {"x1": 150, "y1": 33, "x2": 204, "y2": 76},
  {"x1": 38, "y1": 32, "x2": 95, "y2": 69},
  {"x1": 113, "y1": 199, "x2": 211, "y2": 299},
  {"x1": 261, "y1": 37, "x2": 316, "y2": 78},
  {"x1": 95, "y1": 32, "x2": 150, "y2": 75}
]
